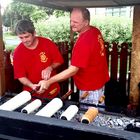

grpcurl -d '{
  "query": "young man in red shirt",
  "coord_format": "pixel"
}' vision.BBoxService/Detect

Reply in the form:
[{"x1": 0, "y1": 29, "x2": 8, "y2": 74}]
[
  {"x1": 37, "y1": 8, "x2": 110, "y2": 106},
  {"x1": 13, "y1": 19, "x2": 64, "y2": 99}
]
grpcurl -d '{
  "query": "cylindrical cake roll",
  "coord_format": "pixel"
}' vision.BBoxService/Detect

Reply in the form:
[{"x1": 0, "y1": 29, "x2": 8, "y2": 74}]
[
  {"x1": 36, "y1": 98, "x2": 63, "y2": 117},
  {"x1": 80, "y1": 91, "x2": 89, "y2": 100},
  {"x1": 21, "y1": 99, "x2": 42, "y2": 114},
  {"x1": 0, "y1": 91, "x2": 31, "y2": 111},
  {"x1": 98, "y1": 95, "x2": 105, "y2": 104},
  {"x1": 60, "y1": 105, "x2": 79, "y2": 121},
  {"x1": 81, "y1": 107, "x2": 98, "y2": 124}
]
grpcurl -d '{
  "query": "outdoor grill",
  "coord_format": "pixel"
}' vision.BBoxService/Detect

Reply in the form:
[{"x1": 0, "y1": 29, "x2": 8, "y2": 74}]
[{"x1": 0, "y1": 92, "x2": 140, "y2": 140}]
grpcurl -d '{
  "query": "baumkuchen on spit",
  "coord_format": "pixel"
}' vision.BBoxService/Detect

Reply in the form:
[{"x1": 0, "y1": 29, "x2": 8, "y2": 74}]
[
  {"x1": 60, "y1": 105, "x2": 79, "y2": 121},
  {"x1": 81, "y1": 107, "x2": 99, "y2": 124},
  {"x1": 21, "y1": 99, "x2": 42, "y2": 114},
  {"x1": 35, "y1": 98, "x2": 63, "y2": 117},
  {"x1": 0, "y1": 91, "x2": 31, "y2": 111}
]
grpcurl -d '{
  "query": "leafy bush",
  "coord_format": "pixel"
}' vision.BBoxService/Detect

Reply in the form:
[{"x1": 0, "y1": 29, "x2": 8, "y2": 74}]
[
  {"x1": 35, "y1": 16, "x2": 70, "y2": 42},
  {"x1": 35, "y1": 15, "x2": 132, "y2": 44},
  {"x1": 91, "y1": 16, "x2": 132, "y2": 43}
]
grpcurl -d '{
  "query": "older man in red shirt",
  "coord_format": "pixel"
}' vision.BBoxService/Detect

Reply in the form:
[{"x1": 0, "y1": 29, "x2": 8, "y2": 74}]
[{"x1": 37, "y1": 8, "x2": 110, "y2": 106}]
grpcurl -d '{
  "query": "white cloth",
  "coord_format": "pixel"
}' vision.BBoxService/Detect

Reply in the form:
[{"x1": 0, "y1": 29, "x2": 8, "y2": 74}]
[
  {"x1": 60, "y1": 105, "x2": 79, "y2": 121},
  {"x1": 21, "y1": 99, "x2": 42, "y2": 114},
  {"x1": 36, "y1": 98, "x2": 63, "y2": 117},
  {"x1": 0, "y1": 91, "x2": 31, "y2": 111}
]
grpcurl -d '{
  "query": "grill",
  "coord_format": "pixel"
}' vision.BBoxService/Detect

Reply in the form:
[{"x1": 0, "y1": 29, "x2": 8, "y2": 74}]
[{"x1": 0, "y1": 92, "x2": 139, "y2": 140}]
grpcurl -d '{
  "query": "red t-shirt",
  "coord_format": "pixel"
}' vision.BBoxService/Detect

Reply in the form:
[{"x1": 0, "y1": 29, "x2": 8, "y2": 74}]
[
  {"x1": 13, "y1": 36, "x2": 64, "y2": 99},
  {"x1": 71, "y1": 26, "x2": 109, "y2": 90}
]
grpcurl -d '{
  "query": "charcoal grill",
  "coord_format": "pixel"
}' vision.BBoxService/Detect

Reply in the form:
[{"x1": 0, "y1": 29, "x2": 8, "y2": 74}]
[{"x1": 0, "y1": 93, "x2": 139, "y2": 140}]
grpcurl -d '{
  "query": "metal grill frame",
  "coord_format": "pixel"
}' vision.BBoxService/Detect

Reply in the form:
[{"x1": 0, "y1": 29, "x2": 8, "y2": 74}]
[{"x1": 0, "y1": 110, "x2": 139, "y2": 140}]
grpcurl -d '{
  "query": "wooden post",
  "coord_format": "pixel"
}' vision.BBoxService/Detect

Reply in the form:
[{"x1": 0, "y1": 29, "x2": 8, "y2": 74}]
[
  {"x1": 0, "y1": 4, "x2": 5, "y2": 97},
  {"x1": 129, "y1": 6, "x2": 140, "y2": 106}
]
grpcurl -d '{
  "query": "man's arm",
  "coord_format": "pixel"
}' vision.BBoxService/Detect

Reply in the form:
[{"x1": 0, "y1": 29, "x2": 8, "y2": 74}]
[
  {"x1": 38, "y1": 65, "x2": 79, "y2": 93},
  {"x1": 41, "y1": 62, "x2": 62, "y2": 80},
  {"x1": 18, "y1": 77, "x2": 38, "y2": 91},
  {"x1": 51, "y1": 62, "x2": 62, "y2": 69}
]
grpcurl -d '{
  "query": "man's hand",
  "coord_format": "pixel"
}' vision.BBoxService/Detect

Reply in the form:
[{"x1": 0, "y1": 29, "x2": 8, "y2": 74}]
[
  {"x1": 37, "y1": 80, "x2": 51, "y2": 94},
  {"x1": 41, "y1": 66, "x2": 53, "y2": 80},
  {"x1": 19, "y1": 77, "x2": 40, "y2": 91},
  {"x1": 31, "y1": 84, "x2": 40, "y2": 91}
]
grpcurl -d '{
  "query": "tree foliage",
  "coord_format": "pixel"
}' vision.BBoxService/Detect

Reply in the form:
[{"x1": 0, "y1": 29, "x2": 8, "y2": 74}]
[
  {"x1": 34, "y1": 15, "x2": 132, "y2": 44},
  {"x1": 3, "y1": 1, "x2": 34, "y2": 31},
  {"x1": 35, "y1": 15, "x2": 70, "y2": 42},
  {"x1": 2, "y1": 0, "x2": 55, "y2": 31},
  {"x1": 91, "y1": 16, "x2": 132, "y2": 43},
  {"x1": 2, "y1": 1, "x2": 132, "y2": 44}
]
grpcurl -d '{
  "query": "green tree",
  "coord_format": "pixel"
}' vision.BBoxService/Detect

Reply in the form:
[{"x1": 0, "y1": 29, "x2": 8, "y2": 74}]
[
  {"x1": 30, "y1": 8, "x2": 48, "y2": 23},
  {"x1": 2, "y1": 0, "x2": 53, "y2": 32},
  {"x1": 2, "y1": 6, "x2": 12, "y2": 27},
  {"x1": 53, "y1": 10, "x2": 68, "y2": 17}
]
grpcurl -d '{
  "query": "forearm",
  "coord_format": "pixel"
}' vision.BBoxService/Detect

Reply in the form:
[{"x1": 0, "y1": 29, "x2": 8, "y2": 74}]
[
  {"x1": 48, "y1": 65, "x2": 79, "y2": 85},
  {"x1": 42, "y1": 62, "x2": 62, "y2": 80},
  {"x1": 18, "y1": 77, "x2": 33, "y2": 89},
  {"x1": 50, "y1": 62, "x2": 62, "y2": 70},
  {"x1": 37, "y1": 65, "x2": 79, "y2": 94}
]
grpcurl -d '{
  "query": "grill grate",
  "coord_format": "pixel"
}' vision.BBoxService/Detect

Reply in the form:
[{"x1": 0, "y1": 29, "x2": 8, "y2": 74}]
[{"x1": 0, "y1": 92, "x2": 140, "y2": 133}]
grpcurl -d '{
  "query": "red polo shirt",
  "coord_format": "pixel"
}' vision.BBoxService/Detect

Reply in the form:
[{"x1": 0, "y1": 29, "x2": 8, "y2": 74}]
[
  {"x1": 13, "y1": 36, "x2": 64, "y2": 99},
  {"x1": 71, "y1": 26, "x2": 109, "y2": 90}
]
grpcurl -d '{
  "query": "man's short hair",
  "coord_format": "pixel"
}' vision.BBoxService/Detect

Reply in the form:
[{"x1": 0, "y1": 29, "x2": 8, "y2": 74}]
[{"x1": 15, "y1": 19, "x2": 35, "y2": 35}]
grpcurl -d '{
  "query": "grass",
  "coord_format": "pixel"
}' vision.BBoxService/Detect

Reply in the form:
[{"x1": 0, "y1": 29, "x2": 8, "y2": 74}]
[
  {"x1": 5, "y1": 45, "x2": 16, "y2": 51},
  {"x1": 3, "y1": 32, "x2": 17, "y2": 40},
  {"x1": 3, "y1": 32, "x2": 18, "y2": 51}
]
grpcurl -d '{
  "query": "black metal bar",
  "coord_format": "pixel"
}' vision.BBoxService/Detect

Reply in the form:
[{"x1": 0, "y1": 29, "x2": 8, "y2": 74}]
[{"x1": 0, "y1": 110, "x2": 139, "y2": 140}]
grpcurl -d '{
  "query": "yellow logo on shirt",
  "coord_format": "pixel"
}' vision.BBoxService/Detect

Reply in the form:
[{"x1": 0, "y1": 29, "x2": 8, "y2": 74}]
[
  {"x1": 40, "y1": 52, "x2": 48, "y2": 62},
  {"x1": 98, "y1": 35, "x2": 105, "y2": 56}
]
